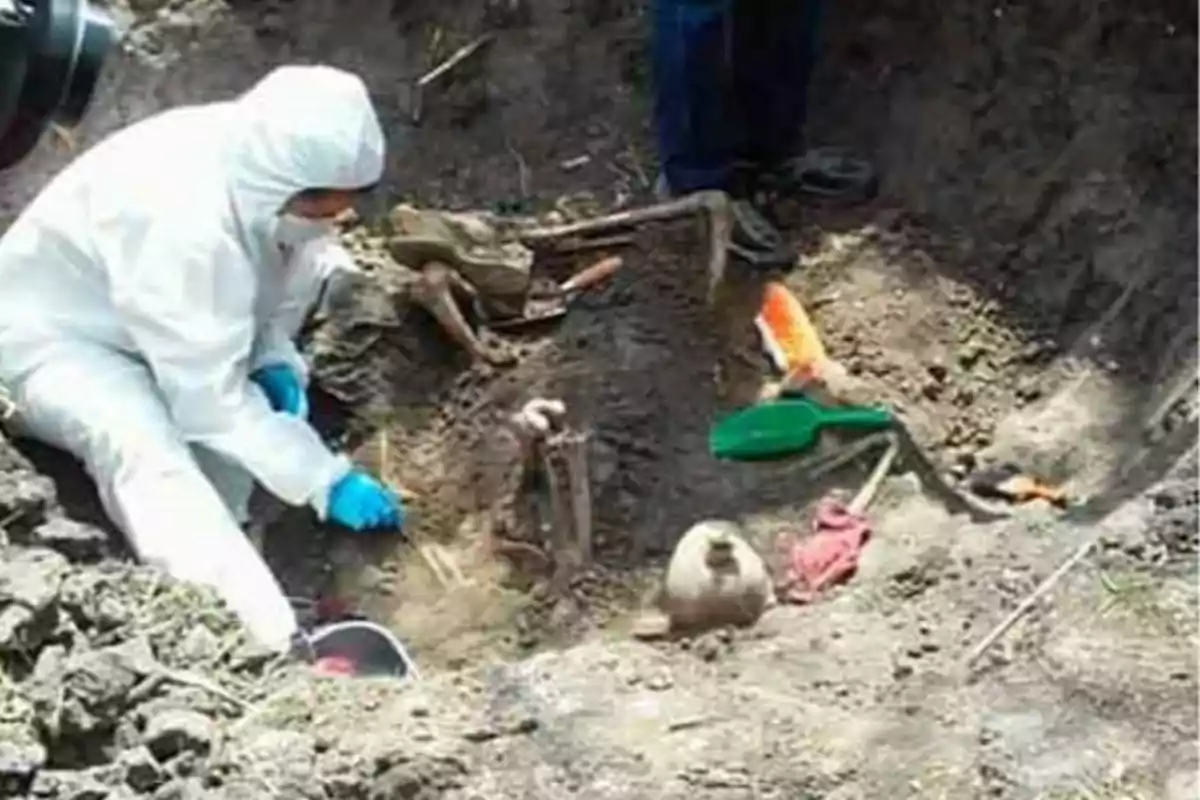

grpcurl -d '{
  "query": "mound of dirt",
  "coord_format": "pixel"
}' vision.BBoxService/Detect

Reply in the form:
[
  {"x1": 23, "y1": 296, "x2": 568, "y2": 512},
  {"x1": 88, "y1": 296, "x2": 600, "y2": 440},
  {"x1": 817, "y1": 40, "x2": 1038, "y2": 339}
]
[
  {"x1": 4, "y1": 422, "x2": 1195, "y2": 799},
  {"x1": 0, "y1": 432, "x2": 241, "y2": 798}
]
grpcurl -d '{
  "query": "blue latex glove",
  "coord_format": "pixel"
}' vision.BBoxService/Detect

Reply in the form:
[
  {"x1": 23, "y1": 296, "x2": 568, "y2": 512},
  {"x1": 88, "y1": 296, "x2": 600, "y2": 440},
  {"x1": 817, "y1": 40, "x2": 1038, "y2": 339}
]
[
  {"x1": 250, "y1": 363, "x2": 309, "y2": 419},
  {"x1": 326, "y1": 470, "x2": 405, "y2": 532}
]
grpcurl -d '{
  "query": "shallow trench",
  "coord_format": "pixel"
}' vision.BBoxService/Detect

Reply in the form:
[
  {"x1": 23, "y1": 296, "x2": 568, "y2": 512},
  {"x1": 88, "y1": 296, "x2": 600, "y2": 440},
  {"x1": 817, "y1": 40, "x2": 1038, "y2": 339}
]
[
  {"x1": 6, "y1": 0, "x2": 1197, "y2": 666},
  {"x1": 1, "y1": 2, "x2": 1196, "y2": 790}
]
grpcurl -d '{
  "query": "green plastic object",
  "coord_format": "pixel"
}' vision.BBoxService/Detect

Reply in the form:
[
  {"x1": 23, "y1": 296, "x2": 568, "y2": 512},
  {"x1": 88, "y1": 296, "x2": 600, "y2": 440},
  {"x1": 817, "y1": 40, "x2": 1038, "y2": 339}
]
[{"x1": 709, "y1": 397, "x2": 894, "y2": 462}]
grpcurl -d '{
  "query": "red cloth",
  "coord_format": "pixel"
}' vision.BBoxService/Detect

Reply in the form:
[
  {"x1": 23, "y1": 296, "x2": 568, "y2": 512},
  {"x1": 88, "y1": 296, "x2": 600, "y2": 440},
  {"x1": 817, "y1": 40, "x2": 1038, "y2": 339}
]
[
  {"x1": 309, "y1": 597, "x2": 364, "y2": 677},
  {"x1": 314, "y1": 656, "x2": 358, "y2": 677},
  {"x1": 780, "y1": 498, "x2": 872, "y2": 603}
]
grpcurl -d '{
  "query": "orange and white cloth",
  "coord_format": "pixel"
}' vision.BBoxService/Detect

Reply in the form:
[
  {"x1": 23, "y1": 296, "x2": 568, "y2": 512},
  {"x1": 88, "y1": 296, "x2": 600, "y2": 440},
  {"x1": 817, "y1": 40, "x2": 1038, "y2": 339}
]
[{"x1": 756, "y1": 280, "x2": 856, "y2": 397}]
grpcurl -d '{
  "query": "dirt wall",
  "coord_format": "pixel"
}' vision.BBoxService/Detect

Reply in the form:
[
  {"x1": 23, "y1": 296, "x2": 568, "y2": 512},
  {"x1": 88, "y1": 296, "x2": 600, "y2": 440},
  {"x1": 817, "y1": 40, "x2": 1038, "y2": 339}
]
[
  {"x1": 6, "y1": 0, "x2": 1195, "y2": 410},
  {"x1": 6, "y1": 0, "x2": 1197, "y2": 326}
]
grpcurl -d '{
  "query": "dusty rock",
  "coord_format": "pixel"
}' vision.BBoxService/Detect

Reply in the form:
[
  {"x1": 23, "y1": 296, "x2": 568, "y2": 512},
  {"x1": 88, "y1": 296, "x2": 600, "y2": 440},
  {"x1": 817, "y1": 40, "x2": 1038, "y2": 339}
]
[
  {"x1": 49, "y1": 638, "x2": 156, "y2": 742},
  {"x1": 0, "y1": 546, "x2": 68, "y2": 611},
  {"x1": 0, "y1": 470, "x2": 56, "y2": 536},
  {"x1": 144, "y1": 710, "x2": 217, "y2": 761},
  {"x1": 118, "y1": 745, "x2": 167, "y2": 792},
  {"x1": 0, "y1": 546, "x2": 69, "y2": 651},
  {"x1": 0, "y1": 739, "x2": 47, "y2": 795},
  {"x1": 211, "y1": 730, "x2": 322, "y2": 798},
  {"x1": 371, "y1": 756, "x2": 470, "y2": 800},
  {"x1": 56, "y1": 570, "x2": 137, "y2": 639},
  {"x1": 27, "y1": 768, "x2": 109, "y2": 800},
  {"x1": 176, "y1": 627, "x2": 221, "y2": 664},
  {"x1": 29, "y1": 519, "x2": 110, "y2": 562},
  {"x1": 1167, "y1": 768, "x2": 1199, "y2": 800},
  {"x1": 0, "y1": 603, "x2": 43, "y2": 652},
  {"x1": 150, "y1": 778, "x2": 209, "y2": 800}
]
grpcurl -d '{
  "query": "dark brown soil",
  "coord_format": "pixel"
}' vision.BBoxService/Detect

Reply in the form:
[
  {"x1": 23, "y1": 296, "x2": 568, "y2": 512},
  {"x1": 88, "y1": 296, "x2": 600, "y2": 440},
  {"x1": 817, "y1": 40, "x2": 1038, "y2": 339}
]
[{"x1": 247, "y1": 0, "x2": 1199, "y2": 675}]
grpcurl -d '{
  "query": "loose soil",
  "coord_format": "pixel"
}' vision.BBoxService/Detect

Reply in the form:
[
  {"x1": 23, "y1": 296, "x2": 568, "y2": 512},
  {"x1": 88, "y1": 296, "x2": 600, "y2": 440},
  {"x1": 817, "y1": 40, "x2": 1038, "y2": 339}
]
[
  {"x1": 0, "y1": 0, "x2": 1195, "y2": 797},
  {"x1": 246, "y1": 0, "x2": 1200, "y2": 673}
]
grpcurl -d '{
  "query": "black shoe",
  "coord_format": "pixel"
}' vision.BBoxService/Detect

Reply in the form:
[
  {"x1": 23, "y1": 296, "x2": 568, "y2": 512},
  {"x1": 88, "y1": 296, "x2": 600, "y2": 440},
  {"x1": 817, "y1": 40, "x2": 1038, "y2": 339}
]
[
  {"x1": 746, "y1": 146, "x2": 879, "y2": 202},
  {"x1": 655, "y1": 175, "x2": 795, "y2": 270},
  {"x1": 727, "y1": 198, "x2": 795, "y2": 269}
]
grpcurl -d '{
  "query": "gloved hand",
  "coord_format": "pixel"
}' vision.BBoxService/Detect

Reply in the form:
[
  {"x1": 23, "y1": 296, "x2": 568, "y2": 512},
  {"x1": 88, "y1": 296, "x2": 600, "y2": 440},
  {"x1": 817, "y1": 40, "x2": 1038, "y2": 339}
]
[
  {"x1": 326, "y1": 469, "x2": 405, "y2": 532},
  {"x1": 250, "y1": 363, "x2": 309, "y2": 419}
]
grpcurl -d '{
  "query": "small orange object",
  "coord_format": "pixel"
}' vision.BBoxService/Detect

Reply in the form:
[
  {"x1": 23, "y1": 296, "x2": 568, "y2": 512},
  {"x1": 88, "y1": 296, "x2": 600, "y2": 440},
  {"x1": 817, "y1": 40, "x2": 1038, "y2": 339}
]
[
  {"x1": 968, "y1": 464, "x2": 1069, "y2": 508},
  {"x1": 560, "y1": 254, "x2": 624, "y2": 294},
  {"x1": 755, "y1": 281, "x2": 832, "y2": 383}
]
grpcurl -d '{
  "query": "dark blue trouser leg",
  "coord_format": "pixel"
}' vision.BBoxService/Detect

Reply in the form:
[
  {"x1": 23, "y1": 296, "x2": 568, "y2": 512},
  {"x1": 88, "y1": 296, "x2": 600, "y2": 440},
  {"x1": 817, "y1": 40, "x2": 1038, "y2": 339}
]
[
  {"x1": 732, "y1": 0, "x2": 825, "y2": 165},
  {"x1": 652, "y1": 0, "x2": 736, "y2": 193}
]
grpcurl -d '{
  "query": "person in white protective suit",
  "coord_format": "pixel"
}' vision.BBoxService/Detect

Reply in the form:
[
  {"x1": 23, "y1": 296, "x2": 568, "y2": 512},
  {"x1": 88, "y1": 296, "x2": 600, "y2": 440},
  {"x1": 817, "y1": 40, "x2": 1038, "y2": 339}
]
[{"x1": 0, "y1": 65, "x2": 405, "y2": 655}]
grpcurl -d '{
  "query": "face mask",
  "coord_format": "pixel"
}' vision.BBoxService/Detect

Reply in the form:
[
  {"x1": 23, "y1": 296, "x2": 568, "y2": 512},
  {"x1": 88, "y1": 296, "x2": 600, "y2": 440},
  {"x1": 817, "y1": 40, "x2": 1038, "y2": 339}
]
[{"x1": 275, "y1": 214, "x2": 335, "y2": 248}]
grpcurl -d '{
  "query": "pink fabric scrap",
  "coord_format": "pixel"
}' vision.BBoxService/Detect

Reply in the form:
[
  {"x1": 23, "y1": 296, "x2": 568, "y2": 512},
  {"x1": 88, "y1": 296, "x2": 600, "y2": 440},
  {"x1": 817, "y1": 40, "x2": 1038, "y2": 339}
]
[
  {"x1": 779, "y1": 498, "x2": 873, "y2": 604},
  {"x1": 314, "y1": 656, "x2": 358, "y2": 677}
]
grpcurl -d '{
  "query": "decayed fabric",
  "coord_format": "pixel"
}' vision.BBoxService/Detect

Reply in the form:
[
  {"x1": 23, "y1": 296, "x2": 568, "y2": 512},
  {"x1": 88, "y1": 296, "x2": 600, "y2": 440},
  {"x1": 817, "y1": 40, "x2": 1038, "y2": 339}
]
[
  {"x1": 779, "y1": 498, "x2": 872, "y2": 603},
  {"x1": 0, "y1": 65, "x2": 385, "y2": 651}
]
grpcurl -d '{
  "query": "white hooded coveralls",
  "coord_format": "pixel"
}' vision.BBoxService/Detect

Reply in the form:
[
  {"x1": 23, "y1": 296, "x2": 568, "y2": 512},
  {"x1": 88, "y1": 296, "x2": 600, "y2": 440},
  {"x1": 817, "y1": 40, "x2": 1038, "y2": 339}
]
[{"x1": 0, "y1": 65, "x2": 385, "y2": 651}]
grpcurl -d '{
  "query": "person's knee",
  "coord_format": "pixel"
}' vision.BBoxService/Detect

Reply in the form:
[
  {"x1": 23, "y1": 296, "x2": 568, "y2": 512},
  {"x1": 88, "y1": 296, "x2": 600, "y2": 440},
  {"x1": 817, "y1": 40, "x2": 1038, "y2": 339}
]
[
  {"x1": 82, "y1": 418, "x2": 196, "y2": 488},
  {"x1": 7, "y1": 344, "x2": 188, "y2": 479}
]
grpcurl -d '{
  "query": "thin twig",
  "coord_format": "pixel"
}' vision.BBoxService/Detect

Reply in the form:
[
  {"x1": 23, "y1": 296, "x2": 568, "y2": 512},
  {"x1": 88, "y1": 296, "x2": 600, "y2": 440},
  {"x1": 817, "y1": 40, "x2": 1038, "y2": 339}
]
[
  {"x1": 513, "y1": 191, "x2": 732, "y2": 304},
  {"x1": 49, "y1": 123, "x2": 78, "y2": 153},
  {"x1": 410, "y1": 32, "x2": 496, "y2": 124},
  {"x1": 793, "y1": 431, "x2": 896, "y2": 485},
  {"x1": 417, "y1": 32, "x2": 496, "y2": 88},
  {"x1": 375, "y1": 429, "x2": 419, "y2": 501},
  {"x1": 666, "y1": 715, "x2": 719, "y2": 732},
  {"x1": 615, "y1": 143, "x2": 650, "y2": 189},
  {"x1": 1068, "y1": 254, "x2": 1159, "y2": 360},
  {"x1": 158, "y1": 667, "x2": 249, "y2": 710},
  {"x1": 548, "y1": 234, "x2": 635, "y2": 254},
  {"x1": 378, "y1": 429, "x2": 391, "y2": 486},
  {"x1": 417, "y1": 545, "x2": 453, "y2": 590},
  {"x1": 560, "y1": 155, "x2": 591, "y2": 171},
  {"x1": 847, "y1": 434, "x2": 899, "y2": 515},
  {"x1": 431, "y1": 543, "x2": 468, "y2": 585},
  {"x1": 517, "y1": 193, "x2": 718, "y2": 243},
  {"x1": 964, "y1": 538, "x2": 1097, "y2": 667},
  {"x1": 507, "y1": 140, "x2": 530, "y2": 198}
]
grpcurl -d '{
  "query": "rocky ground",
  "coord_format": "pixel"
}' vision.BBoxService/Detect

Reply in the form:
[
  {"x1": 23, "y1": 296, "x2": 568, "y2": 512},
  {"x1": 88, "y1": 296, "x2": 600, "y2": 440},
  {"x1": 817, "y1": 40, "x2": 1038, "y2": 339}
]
[
  {"x1": 1, "y1": 428, "x2": 1196, "y2": 799},
  {"x1": 1, "y1": 0, "x2": 1197, "y2": 797}
]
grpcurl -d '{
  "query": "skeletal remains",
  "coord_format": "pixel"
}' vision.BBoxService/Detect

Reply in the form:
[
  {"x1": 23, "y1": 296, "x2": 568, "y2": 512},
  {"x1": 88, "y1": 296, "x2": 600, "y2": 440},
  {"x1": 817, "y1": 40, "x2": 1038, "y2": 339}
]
[
  {"x1": 508, "y1": 403, "x2": 779, "y2": 635},
  {"x1": 338, "y1": 192, "x2": 734, "y2": 364},
  {"x1": 507, "y1": 397, "x2": 594, "y2": 582}
]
